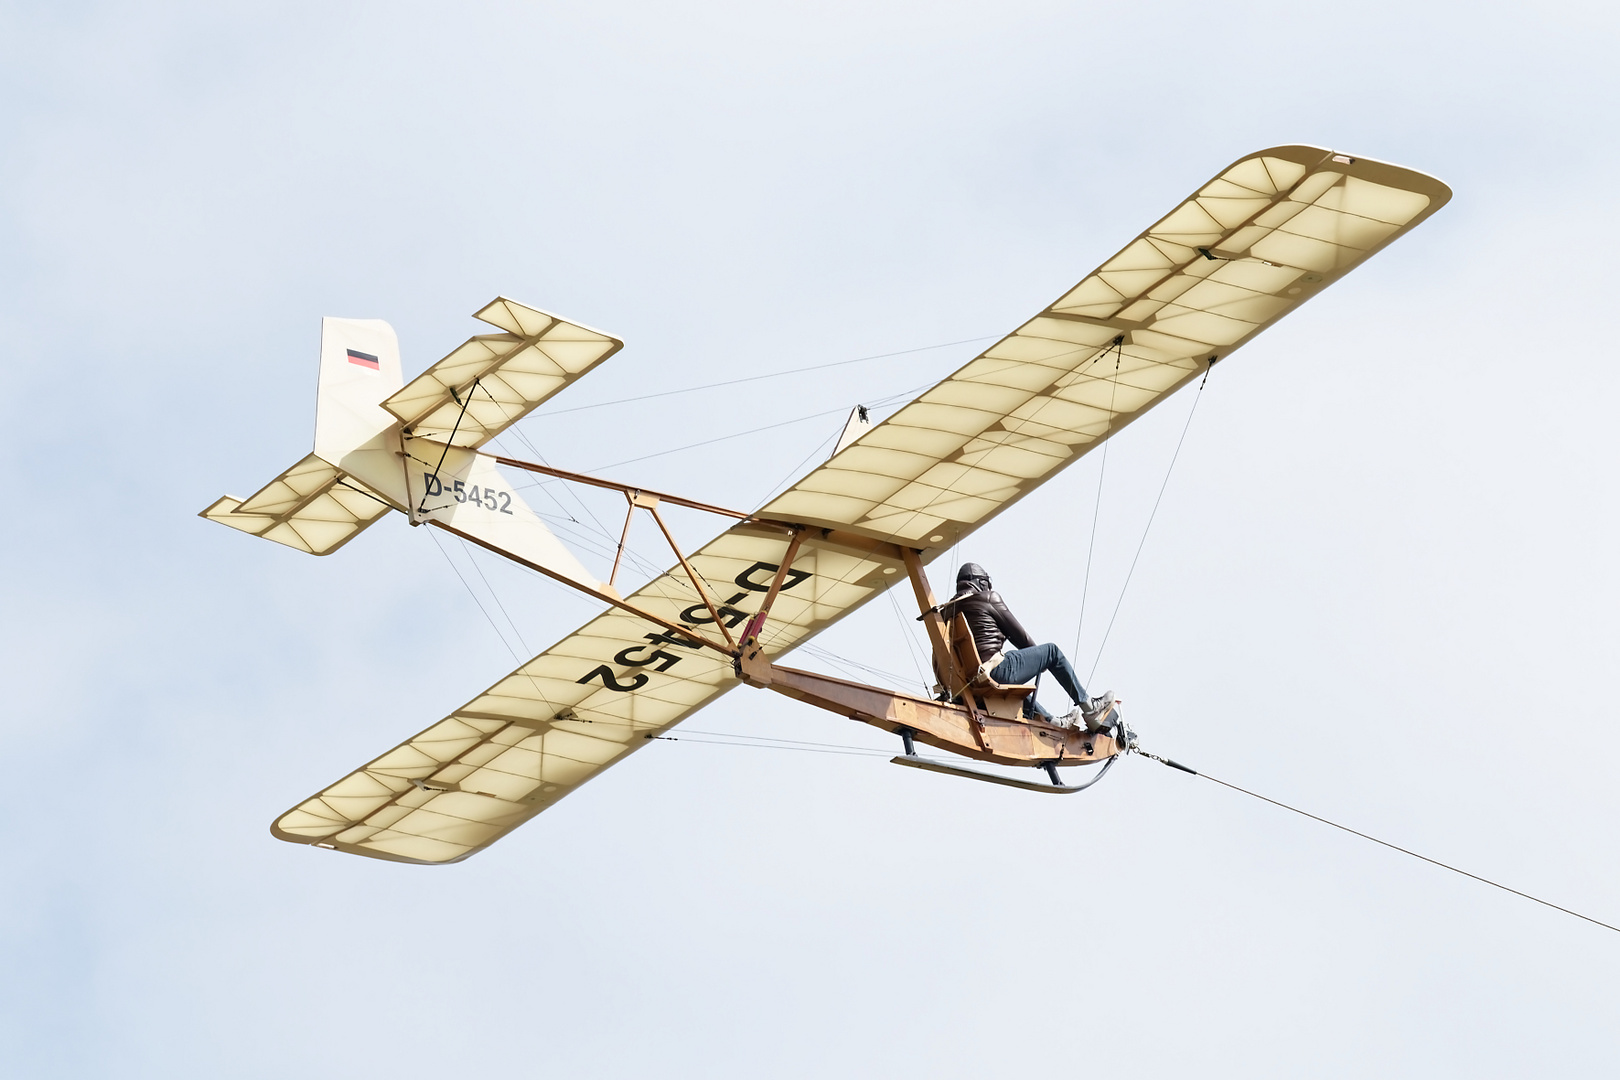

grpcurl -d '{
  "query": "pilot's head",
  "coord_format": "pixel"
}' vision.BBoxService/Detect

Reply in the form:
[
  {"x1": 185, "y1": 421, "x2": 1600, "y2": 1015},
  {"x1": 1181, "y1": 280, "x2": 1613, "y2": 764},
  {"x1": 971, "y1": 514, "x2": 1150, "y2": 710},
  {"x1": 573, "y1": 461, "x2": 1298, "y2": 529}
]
[{"x1": 956, "y1": 562, "x2": 992, "y2": 593}]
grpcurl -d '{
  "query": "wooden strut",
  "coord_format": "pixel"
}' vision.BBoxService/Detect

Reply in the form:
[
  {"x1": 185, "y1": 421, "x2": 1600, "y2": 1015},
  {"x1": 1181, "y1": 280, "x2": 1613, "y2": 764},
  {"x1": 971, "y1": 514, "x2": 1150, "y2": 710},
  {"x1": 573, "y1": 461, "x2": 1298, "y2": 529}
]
[
  {"x1": 478, "y1": 451, "x2": 905, "y2": 660},
  {"x1": 746, "y1": 529, "x2": 804, "y2": 642},
  {"x1": 900, "y1": 546, "x2": 991, "y2": 752},
  {"x1": 739, "y1": 541, "x2": 1119, "y2": 772},
  {"x1": 430, "y1": 519, "x2": 734, "y2": 657},
  {"x1": 609, "y1": 494, "x2": 636, "y2": 589},
  {"x1": 494, "y1": 456, "x2": 752, "y2": 520},
  {"x1": 457, "y1": 453, "x2": 1125, "y2": 775},
  {"x1": 646, "y1": 501, "x2": 738, "y2": 652}
]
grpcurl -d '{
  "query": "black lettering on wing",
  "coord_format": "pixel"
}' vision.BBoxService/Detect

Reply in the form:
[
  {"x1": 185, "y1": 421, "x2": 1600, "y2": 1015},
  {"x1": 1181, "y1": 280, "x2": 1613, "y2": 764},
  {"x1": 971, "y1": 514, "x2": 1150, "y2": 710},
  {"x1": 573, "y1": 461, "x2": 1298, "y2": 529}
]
[
  {"x1": 734, "y1": 561, "x2": 812, "y2": 593},
  {"x1": 576, "y1": 665, "x2": 648, "y2": 693}
]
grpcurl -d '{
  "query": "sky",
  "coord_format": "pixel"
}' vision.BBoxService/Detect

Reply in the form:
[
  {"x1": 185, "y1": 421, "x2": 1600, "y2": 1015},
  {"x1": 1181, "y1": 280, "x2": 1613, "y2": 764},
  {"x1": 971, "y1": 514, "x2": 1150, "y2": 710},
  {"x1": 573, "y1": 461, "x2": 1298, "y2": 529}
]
[{"x1": 3, "y1": 1, "x2": 1619, "y2": 1075}]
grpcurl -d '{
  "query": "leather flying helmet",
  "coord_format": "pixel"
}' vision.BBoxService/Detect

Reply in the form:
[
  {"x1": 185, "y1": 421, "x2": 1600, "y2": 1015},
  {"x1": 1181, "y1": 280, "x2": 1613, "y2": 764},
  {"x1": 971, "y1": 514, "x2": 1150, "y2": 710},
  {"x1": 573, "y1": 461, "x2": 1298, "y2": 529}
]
[{"x1": 956, "y1": 562, "x2": 992, "y2": 593}]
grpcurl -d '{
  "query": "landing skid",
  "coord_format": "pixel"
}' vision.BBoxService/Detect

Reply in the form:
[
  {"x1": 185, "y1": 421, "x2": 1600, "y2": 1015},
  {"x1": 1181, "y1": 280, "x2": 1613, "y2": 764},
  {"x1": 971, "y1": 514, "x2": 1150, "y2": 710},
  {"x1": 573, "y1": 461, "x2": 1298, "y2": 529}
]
[{"x1": 891, "y1": 751, "x2": 1118, "y2": 794}]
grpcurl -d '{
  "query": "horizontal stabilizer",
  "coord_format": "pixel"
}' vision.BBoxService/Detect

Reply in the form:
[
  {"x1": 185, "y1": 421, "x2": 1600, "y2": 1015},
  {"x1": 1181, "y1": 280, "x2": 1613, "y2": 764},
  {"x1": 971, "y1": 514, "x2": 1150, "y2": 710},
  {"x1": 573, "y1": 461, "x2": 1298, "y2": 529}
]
[
  {"x1": 381, "y1": 297, "x2": 622, "y2": 448},
  {"x1": 201, "y1": 454, "x2": 393, "y2": 556}
]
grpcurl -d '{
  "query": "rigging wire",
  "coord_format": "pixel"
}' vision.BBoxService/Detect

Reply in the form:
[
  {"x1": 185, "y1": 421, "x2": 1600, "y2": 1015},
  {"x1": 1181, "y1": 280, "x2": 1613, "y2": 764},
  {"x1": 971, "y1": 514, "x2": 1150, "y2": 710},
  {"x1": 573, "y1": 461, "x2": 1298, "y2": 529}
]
[
  {"x1": 456, "y1": 536, "x2": 533, "y2": 655},
  {"x1": 464, "y1": 383, "x2": 674, "y2": 586},
  {"x1": 1087, "y1": 367, "x2": 1209, "y2": 683},
  {"x1": 646, "y1": 733, "x2": 890, "y2": 758},
  {"x1": 666, "y1": 729, "x2": 891, "y2": 754},
  {"x1": 426, "y1": 528, "x2": 567, "y2": 712},
  {"x1": 395, "y1": 384, "x2": 657, "y2": 638},
  {"x1": 1073, "y1": 337, "x2": 1124, "y2": 664},
  {"x1": 754, "y1": 428, "x2": 840, "y2": 509},
  {"x1": 526, "y1": 458, "x2": 618, "y2": 548},
  {"x1": 859, "y1": 342, "x2": 1110, "y2": 544},
  {"x1": 885, "y1": 584, "x2": 933, "y2": 694},
  {"x1": 503, "y1": 375, "x2": 934, "y2": 545},
  {"x1": 1138, "y1": 752, "x2": 1620, "y2": 936},
  {"x1": 479, "y1": 430, "x2": 680, "y2": 592},
  {"x1": 589, "y1": 379, "x2": 934, "y2": 474},
  {"x1": 426, "y1": 526, "x2": 523, "y2": 663},
  {"x1": 796, "y1": 644, "x2": 918, "y2": 691},
  {"x1": 420, "y1": 379, "x2": 477, "y2": 510},
  {"x1": 534, "y1": 508, "x2": 671, "y2": 583},
  {"x1": 533, "y1": 335, "x2": 996, "y2": 418},
  {"x1": 473, "y1": 382, "x2": 632, "y2": 555}
]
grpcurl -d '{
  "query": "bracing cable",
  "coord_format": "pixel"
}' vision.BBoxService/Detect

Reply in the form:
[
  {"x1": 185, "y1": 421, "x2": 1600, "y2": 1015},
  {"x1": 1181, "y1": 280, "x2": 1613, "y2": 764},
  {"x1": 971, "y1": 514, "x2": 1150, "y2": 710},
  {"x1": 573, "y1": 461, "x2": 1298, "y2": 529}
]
[
  {"x1": 885, "y1": 584, "x2": 933, "y2": 695},
  {"x1": 534, "y1": 335, "x2": 996, "y2": 418},
  {"x1": 645, "y1": 729, "x2": 891, "y2": 757},
  {"x1": 590, "y1": 379, "x2": 934, "y2": 474},
  {"x1": 419, "y1": 379, "x2": 478, "y2": 513},
  {"x1": 426, "y1": 526, "x2": 523, "y2": 663},
  {"x1": 755, "y1": 429, "x2": 840, "y2": 509},
  {"x1": 1087, "y1": 367, "x2": 1208, "y2": 683},
  {"x1": 457, "y1": 536, "x2": 533, "y2": 656},
  {"x1": 1074, "y1": 337, "x2": 1125, "y2": 663}
]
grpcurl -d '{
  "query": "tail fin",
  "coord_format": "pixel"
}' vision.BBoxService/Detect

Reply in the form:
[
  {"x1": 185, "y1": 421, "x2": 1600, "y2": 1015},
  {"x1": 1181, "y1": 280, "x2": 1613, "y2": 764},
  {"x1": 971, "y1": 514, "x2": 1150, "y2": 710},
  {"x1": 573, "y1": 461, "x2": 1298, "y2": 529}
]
[
  {"x1": 203, "y1": 306, "x2": 601, "y2": 589},
  {"x1": 314, "y1": 317, "x2": 405, "y2": 470}
]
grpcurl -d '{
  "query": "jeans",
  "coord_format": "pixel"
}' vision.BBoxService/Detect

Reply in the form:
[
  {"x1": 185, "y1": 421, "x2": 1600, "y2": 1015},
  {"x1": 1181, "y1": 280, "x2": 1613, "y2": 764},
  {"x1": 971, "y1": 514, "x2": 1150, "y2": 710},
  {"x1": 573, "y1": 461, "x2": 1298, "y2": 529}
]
[{"x1": 989, "y1": 642, "x2": 1087, "y2": 721}]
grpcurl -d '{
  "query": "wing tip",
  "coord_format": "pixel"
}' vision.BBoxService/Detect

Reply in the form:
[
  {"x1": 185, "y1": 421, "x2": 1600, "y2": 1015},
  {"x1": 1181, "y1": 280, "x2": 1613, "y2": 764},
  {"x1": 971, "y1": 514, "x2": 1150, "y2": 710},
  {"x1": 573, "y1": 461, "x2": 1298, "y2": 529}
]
[
  {"x1": 474, "y1": 294, "x2": 624, "y2": 346},
  {"x1": 268, "y1": 820, "x2": 476, "y2": 866}
]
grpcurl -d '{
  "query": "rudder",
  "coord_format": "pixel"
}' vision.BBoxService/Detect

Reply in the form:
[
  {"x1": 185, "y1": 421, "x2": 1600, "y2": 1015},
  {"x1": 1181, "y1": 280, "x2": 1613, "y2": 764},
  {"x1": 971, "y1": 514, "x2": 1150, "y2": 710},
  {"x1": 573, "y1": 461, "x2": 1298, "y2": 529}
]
[{"x1": 314, "y1": 317, "x2": 405, "y2": 467}]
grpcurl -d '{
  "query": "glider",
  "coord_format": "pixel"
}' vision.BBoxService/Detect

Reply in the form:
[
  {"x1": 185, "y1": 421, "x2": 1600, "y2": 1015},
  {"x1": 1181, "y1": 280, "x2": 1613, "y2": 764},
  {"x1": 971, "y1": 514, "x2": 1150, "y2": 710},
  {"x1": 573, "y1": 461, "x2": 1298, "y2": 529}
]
[{"x1": 205, "y1": 145, "x2": 1450, "y2": 864}]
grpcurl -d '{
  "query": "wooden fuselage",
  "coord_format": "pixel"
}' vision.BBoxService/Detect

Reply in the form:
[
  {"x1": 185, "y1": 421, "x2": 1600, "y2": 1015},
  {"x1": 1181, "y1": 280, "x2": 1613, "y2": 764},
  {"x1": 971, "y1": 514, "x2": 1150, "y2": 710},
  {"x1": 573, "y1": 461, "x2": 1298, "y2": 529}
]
[{"x1": 735, "y1": 646, "x2": 1119, "y2": 770}]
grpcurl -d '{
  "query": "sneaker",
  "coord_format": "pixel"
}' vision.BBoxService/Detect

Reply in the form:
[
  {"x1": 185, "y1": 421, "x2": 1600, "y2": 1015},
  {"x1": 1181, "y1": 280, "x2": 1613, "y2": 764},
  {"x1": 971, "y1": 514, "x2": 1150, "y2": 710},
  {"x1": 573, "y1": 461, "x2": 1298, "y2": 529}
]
[
  {"x1": 1052, "y1": 706, "x2": 1083, "y2": 730},
  {"x1": 1081, "y1": 691, "x2": 1117, "y2": 732}
]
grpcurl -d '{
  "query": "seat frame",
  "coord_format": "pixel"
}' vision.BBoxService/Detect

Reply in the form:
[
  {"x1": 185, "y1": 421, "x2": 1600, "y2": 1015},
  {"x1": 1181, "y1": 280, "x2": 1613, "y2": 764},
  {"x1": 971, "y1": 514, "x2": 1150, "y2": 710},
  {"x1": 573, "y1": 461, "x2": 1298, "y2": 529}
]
[{"x1": 936, "y1": 613, "x2": 1037, "y2": 721}]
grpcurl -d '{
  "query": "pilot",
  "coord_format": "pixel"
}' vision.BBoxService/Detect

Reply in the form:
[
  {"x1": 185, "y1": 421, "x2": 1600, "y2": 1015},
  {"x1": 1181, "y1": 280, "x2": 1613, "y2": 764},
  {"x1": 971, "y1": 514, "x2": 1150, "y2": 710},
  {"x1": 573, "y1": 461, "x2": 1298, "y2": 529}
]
[{"x1": 945, "y1": 562, "x2": 1115, "y2": 731}]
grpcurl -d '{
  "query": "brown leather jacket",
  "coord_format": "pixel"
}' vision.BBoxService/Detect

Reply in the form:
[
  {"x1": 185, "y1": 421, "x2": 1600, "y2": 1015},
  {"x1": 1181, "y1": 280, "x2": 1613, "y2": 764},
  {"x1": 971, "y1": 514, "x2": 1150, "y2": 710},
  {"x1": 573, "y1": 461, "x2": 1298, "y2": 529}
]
[{"x1": 946, "y1": 588, "x2": 1034, "y2": 662}]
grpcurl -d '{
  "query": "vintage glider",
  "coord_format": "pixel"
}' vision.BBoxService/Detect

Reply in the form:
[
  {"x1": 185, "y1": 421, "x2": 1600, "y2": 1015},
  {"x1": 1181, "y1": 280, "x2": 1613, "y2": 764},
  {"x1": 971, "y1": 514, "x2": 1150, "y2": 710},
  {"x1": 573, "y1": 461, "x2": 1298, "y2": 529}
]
[{"x1": 205, "y1": 145, "x2": 1450, "y2": 864}]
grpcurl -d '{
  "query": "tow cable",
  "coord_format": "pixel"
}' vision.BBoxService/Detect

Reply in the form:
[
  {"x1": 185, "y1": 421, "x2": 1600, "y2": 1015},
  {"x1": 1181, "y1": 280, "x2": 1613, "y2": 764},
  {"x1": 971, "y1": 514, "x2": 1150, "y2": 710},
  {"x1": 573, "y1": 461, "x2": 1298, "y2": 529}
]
[{"x1": 1130, "y1": 744, "x2": 1620, "y2": 935}]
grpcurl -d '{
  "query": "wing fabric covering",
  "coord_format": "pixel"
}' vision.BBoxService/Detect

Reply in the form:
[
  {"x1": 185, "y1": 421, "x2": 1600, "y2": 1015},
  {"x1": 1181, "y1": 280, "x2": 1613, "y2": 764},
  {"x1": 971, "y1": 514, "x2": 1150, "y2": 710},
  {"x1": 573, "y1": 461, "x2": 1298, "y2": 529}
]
[
  {"x1": 276, "y1": 146, "x2": 1450, "y2": 863},
  {"x1": 200, "y1": 454, "x2": 391, "y2": 556},
  {"x1": 760, "y1": 146, "x2": 1451, "y2": 546},
  {"x1": 271, "y1": 526, "x2": 902, "y2": 863},
  {"x1": 382, "y1": 297, "x2": 622, "y2": 449}
]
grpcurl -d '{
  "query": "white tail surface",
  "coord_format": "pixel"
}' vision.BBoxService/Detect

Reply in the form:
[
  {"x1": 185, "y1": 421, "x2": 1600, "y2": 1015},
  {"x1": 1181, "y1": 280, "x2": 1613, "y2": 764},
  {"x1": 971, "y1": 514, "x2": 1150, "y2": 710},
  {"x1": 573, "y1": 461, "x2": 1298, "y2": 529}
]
[
  {"x1": 199, "y1": 455, "x2": 393, "y2": 556},
  {"x1": 404, "y1": 441, "x2": 601, "y2": 593},
  {"x1": 313, "y1": 317, "x2": 409, "y2": 505},
  {"x1": 206, "y1": 305, "x2": 603, "y2": 588}
]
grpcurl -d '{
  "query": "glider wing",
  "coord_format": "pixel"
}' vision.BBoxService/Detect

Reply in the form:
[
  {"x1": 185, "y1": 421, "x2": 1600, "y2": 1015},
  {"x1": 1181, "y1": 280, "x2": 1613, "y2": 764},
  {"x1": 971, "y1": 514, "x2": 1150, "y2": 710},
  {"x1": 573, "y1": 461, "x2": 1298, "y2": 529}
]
[
  {"x1": 759, "y1": 145, "x2": 1451, "y2": 545},
  {"x1": 270, "y1": 524, "x2": 902, "y2": 864}
]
